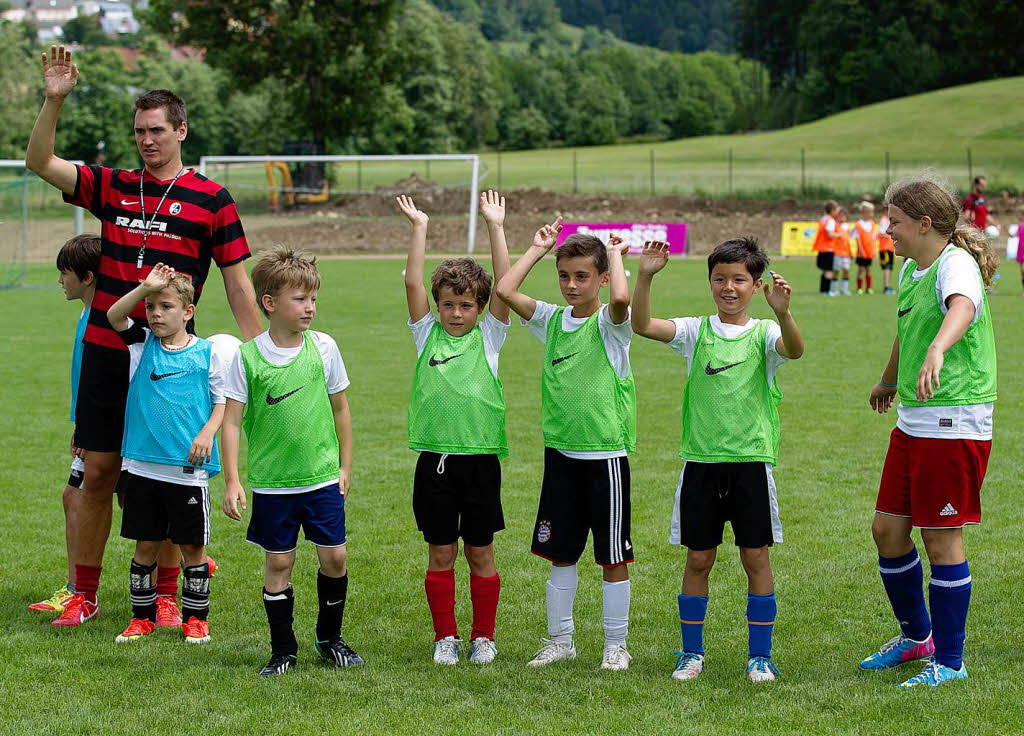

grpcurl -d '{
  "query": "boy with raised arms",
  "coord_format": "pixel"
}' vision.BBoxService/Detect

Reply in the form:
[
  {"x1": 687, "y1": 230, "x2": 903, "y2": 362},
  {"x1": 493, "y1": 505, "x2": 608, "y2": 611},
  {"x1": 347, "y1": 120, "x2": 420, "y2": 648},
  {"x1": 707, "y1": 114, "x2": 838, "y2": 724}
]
[
  {"x1": 107, "y1": 263, "x2": 227, "y2": 644},
  {"x1": 396, "y1": 190, "x2": 511, "y2": 665},
  {"x1": 221, "y1": 247, "x2": 362, "y2": 676},
  {"x1": 631, "y1": 238, "x2": 803, "y2": 683},
  {"x1": 496, "y1": 220, "x2": 637, "y2": 672}
]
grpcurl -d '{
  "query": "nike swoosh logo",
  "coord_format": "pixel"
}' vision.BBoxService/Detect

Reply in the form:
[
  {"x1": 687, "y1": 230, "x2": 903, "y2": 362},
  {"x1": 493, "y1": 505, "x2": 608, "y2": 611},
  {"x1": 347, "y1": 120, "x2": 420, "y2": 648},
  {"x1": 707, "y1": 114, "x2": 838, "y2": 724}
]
[
  {"x1": 551, "y1": 352, "x2": 578, "y2": 366},
  {"x1": 898, "y1": 305, "x2": 913, "y2": 318},
  {"x1": 428, "y1": 353, "x2": 464, "y2": 367},
  {"x1": 705, "y1": 361, "x2": 744, "y2": 375},
  {"x1": 150, "y1": 370, "x2": 184, "y2": 381},
  {"x1": 266, "y1": 386, "x2": 304, "y2": 405},
  {"x1": 326, "y1": 599, "x2": 344, "y2": 606},
  {"x1": 121, "y1": 199, "x2": 139, "y2": 206}
]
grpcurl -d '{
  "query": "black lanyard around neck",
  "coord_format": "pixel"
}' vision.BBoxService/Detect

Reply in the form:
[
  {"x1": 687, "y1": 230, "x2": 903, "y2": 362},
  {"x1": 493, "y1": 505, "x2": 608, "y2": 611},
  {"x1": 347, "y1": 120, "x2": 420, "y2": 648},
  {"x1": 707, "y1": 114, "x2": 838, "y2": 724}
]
[{"x1": 136, "y1": 167, "x2": 185, "y2": 270}]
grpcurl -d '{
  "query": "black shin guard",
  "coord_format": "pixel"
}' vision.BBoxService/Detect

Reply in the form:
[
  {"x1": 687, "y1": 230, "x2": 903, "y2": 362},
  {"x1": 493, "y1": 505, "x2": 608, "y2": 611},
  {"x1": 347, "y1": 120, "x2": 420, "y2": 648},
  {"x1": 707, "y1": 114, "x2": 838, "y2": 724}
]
[
  {"x1": 129, "y1": 559, "x2": 157, "y2": 621},
  {"x1": 182, "y1": 563, "x2": 211, "y2": 621},
  {"x1": 263, "y1": 585, "x2": 298, "y2": 656},
  {"x1": 316, "y1": 570, "x2": 348, "y2": 643}
]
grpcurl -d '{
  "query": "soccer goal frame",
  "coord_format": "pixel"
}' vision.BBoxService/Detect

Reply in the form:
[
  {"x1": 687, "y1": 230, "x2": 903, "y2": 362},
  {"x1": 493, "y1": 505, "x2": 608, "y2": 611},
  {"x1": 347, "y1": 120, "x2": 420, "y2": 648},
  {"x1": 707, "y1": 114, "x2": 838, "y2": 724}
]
[
  {"x1": 198, "y1": 154, "x2": 483, "y2": 253},
  {"x1": 0, "y1": 160, "x2": 85, "y2": 289}
]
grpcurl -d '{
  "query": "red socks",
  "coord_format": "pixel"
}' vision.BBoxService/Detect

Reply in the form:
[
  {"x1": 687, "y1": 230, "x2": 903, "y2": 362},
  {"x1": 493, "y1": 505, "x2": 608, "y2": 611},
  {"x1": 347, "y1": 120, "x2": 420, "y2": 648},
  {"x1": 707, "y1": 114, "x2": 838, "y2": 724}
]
[
  {"x1": 470, "y1": 573, "x2": 500, "y2": 641},
  {"x1": 425, "y1": 569, "x2": 457, "y2": 641},
  {"x1": 866, "y1": 273, "x2": 873, "y2": 290},
  {"x1": 856, "y1": 275, "x2": 863, "y2": 290},
  {"x1": 74, "y1": 564, "x2": 101, "y2": 603},
  {"x1": 157, "y1": 565, "x2": 180, "y2": 598}
]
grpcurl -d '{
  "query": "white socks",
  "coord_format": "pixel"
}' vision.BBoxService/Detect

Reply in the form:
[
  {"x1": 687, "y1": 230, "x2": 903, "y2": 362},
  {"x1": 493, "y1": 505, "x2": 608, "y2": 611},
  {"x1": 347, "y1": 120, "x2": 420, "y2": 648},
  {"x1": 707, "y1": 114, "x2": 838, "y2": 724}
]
[
  {"x1": 602, "y1": 579, "x2": 630, "y2": 647},
  {"x1": 546, "y1": 564, "x2": 578, "y2": 643}
]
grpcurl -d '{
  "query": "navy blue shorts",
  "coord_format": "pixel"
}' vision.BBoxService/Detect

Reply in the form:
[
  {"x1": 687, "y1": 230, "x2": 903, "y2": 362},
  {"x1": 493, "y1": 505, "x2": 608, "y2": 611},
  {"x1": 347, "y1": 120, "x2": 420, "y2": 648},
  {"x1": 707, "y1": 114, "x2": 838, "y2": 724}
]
[{"x1": 246, "y1": 483, "x2": 346, "y2": 553}]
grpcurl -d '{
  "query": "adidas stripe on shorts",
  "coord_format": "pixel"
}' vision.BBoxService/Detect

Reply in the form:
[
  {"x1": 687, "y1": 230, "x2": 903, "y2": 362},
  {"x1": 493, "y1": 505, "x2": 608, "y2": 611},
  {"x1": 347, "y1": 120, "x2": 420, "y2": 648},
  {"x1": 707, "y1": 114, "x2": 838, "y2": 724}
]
[{"x1": 119, "y1": 472, "x2": 211, "y2": 545}]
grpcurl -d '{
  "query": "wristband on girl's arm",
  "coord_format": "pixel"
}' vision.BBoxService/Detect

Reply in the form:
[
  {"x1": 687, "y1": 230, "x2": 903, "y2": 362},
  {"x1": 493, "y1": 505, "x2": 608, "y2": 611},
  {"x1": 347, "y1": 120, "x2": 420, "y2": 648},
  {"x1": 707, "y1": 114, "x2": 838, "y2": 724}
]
[{"x1": 879, "y1": 381, "x2": 897, "y2": 388}]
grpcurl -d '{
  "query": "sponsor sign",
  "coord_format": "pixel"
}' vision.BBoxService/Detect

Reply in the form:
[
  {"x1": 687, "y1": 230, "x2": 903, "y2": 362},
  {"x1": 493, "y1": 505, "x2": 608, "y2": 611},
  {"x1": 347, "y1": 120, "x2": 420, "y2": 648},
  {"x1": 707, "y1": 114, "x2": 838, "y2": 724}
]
[{"x1": 556, "y1": 222, "x2": 687, "y2": 254}]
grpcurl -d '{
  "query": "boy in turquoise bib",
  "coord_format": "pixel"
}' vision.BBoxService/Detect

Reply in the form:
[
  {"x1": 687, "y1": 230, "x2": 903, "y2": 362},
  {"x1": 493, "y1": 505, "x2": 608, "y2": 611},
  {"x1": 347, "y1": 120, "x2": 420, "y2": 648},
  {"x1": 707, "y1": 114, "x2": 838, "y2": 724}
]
[
  {"x1": 221, "y1": 247, "x2": 362, "y2": 677},
  {"x1": 632, "y1": 238, "x2": 803, "y2": 683},
  {"x1": 497, "y1": 218, "x2": 636, "y2": 671},
  {"x1": 396, "y1": 191, "x2": 511, "y2": 666}
]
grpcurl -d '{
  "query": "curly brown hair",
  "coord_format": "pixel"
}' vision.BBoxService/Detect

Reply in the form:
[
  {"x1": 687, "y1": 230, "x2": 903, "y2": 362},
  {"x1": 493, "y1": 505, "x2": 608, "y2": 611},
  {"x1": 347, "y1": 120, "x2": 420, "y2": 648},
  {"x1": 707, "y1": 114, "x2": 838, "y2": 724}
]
[{"x1": 430, "y1": 258, "x2": 492, "y2": 308}]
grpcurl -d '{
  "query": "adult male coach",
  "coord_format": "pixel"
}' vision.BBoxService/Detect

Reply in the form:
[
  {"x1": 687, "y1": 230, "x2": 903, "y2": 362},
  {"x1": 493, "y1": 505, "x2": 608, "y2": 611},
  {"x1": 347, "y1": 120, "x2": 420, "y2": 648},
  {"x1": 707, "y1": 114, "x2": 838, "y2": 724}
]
[{"x1": 26, "y1": 45, "x2": 263, "y2": 626}]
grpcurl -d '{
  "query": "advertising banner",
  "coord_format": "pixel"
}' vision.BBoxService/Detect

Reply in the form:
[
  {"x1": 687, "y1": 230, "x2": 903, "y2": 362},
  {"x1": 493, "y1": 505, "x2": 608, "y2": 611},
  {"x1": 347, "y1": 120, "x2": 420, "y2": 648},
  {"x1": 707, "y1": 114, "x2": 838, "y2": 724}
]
[{"x1": 556, "y1": 223, "x2": 687, "y2": 254}]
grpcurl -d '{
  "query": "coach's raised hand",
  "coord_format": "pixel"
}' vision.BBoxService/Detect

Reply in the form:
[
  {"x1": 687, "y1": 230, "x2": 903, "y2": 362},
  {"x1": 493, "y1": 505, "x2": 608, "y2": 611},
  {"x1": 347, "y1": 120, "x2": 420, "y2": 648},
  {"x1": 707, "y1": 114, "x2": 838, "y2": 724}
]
[{"x1": 42, "y1": 45, "x2": 78, "y2": 100}]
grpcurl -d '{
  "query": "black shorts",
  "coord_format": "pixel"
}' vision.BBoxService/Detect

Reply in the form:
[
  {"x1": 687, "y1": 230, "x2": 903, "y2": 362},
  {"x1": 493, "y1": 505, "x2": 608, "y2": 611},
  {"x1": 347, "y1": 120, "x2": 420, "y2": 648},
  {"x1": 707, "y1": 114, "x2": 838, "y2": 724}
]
[
  {"x1": 119, "y1": 472, "x2": 210, "y2": 546},
  {"x1": 856, "y1": 257, "x2": 873, "y2": 267},
  {"x1": 816, "y1": 251, "x2": 835, "y2": 271},
  {"x1": 532, "y1": 448, "x2": 633, "y2": 567},
  {"x1": 671, "y1": 461, "x2": 781, "y2": 551},
  {"x1": 74, "y1": 343, "x2": 129, "y2": 453},
  {"x1": 879, "y1": 250, "x2": 894, "y2": 270},
  {"x1": 413, "y1": 451, "x2": 503, "y2": 546}
]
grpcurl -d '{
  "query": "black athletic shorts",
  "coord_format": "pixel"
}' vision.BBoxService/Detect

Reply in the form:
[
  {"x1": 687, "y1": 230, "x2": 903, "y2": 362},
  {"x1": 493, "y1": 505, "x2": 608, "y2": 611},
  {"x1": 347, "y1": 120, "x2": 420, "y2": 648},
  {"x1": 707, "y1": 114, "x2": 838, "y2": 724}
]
[
  {"x1": 672, "y1": 461, "x2": 781, "y2": 551},
  {"x1": 119, "y1": 472, "x2": 210, "y2": 546},
  {"x1": 413, "y1": 451, "x2": 504, "y2": 546},
  {"x1": 816, "y1": 251, "x2": 835, "y2": 271},
  {"x1": 856, "y1": 257, "x2": 873, "y2": 267},
  {"x1": 532, "y1": 448, "x2": 633, "y2": 567},
  {"x1": 879, "y1": 250, "x2": 894, "y2": 270},
  {"x1": 74, "y1": 343, "x2": 129, "y2": 453}
]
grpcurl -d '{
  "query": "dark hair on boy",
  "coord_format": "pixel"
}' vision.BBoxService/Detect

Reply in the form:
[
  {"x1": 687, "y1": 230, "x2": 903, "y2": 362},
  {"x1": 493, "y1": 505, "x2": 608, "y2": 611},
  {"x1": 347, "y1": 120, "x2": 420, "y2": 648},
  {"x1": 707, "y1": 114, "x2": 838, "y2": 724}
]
[
  {"x1": 134, "y1": 89, "x2": 187, "y2": 129},
  {"x1": 823, "y1": 200, "x2": 839, "y2": 214},
  {"x1": 555, "y1": 233, "x2": 608, "y2": 273},
  {"x1": 707, "y1": 237, "x2": 770, "y2": 281},
  {"x1": 431, "y1": 258, "x2": 492, "y2": 309},
  {"x1": 56, "y1": 233, "x2": 101, "y2": 282}
]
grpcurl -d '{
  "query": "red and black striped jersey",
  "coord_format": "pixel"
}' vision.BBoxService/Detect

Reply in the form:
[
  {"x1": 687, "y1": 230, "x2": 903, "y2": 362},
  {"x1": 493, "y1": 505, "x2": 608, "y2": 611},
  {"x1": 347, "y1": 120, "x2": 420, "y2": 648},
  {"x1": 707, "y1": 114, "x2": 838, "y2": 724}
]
[{"x1": 64, "y1": 164, "x2": 251, "y2": 350}]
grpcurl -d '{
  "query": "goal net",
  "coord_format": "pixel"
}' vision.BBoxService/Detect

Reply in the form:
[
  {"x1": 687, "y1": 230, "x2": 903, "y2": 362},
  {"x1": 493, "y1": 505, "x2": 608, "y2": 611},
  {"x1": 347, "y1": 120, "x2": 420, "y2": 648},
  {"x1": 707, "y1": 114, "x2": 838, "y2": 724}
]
[
  {"x1": 0, "y1": 160, "x2": 85, "y2": 289},
  {"x1": 198, "y1": 154, "x2": 485, "y2": 253}
]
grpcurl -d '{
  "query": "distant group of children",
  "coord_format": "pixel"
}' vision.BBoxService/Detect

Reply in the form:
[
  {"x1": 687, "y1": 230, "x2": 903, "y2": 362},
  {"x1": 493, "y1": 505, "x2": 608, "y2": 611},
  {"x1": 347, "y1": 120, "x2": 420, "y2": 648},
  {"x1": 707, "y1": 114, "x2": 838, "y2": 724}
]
[
  {"x1": 35, "y1": 175, "x2": 997, "y2": 691},
  {"x1": 814, "y1": 199, "x2": 896, "y2": 296}
]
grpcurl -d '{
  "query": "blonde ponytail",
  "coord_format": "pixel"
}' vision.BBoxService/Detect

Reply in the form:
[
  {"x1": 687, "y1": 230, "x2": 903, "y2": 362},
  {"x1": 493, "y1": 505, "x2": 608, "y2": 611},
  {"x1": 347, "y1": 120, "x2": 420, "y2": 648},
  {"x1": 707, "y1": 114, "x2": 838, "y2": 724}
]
[{"x1": 950, "y1": 224, "x2": 998, "y2": 287}]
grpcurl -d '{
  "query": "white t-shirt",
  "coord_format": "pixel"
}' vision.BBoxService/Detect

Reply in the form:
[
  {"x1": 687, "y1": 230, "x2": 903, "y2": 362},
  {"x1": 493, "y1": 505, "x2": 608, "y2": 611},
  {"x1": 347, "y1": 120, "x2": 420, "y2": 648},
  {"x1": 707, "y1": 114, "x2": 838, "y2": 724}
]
[
  {"x1": 120, "y1": 321, "x2": 229, "y2": 487},
  {"x1": 524, "y1": 301, "x2": 632, "y2": 460},
  {"x1": 409, "y1": 311, "x2": 510, "y2": 378},
  {"x1": 666, "y1": 315, "x2": 787, "y2": 385},
  {"x1": 895, "y1": 247, "x2": 992, "y2": 440},
  {"x1": 224, "y1": 329, "x2": 349, "y2": 494}
]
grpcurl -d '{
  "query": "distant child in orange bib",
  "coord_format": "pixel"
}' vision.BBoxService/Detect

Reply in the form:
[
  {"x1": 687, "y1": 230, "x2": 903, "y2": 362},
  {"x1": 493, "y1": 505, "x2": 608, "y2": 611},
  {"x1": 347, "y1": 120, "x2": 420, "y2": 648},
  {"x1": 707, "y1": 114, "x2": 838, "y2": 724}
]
[
  {"x1": 877, "y1": 206, "x2": 896, "y2": 294},
  {"x1": 851, "y1": 201, "x2": 879, "y2": 294},
  {"x1": 832, "y1": 208, "x2": 852, "y2": 295},
  {"x1": 813, "y1": 200, "x2": 841, "y2": 296}
]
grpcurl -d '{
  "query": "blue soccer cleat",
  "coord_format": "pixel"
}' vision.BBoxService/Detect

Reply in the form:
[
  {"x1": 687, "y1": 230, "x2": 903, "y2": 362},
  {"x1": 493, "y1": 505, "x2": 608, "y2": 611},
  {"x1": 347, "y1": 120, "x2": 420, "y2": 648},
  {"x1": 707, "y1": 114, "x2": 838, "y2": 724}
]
[
  {"x1": 860, "y1": 633, "x2": 935, "y2": 670},
  {"x1": 746, "y1": 656, "x2": 780, "y2": 682},
  {"x1": 898, "y1": 660, "x2": 967, "y2": 688}
]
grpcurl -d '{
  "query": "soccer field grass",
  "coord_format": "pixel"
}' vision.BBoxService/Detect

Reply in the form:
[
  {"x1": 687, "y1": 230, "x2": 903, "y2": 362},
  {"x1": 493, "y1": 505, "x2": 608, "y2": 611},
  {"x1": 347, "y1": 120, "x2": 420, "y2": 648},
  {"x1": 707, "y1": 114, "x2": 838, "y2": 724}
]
[{"x1": 1, "y1": 257, "x2": 1021, "y2": 735}]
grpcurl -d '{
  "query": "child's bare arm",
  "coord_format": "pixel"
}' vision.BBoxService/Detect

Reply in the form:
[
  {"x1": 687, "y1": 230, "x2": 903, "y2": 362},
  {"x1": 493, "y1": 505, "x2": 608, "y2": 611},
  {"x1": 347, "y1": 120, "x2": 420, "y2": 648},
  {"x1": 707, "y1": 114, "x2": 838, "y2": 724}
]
[
  {"x1": 397, "y1": 195, "x2": 431, "y2": 323},
  {"x1": 606, "y1": 234, "x2": 630, "y2": 325},
  {"x1": 495, "y1": 216, "x2": 562, "y2": 321},
  {"x1": 187, "y1": 402, "x2": 224, "y2": 466},
  {"x1": 480, "y1": 190, "x2": 512, "y2": 323},
  {"x1": 220, "y1": 398, "x2": 246, "y2": 520},
  {"x1": 107, "y1": 262, "x2": 176, "y2": 332},
  {"x1": 869, "y1": 336, "x2": 899, "y2": 413},
  {"x1": 631, "y1": 241, "x2": 676, "y2": 342},
  {"x1": 329, "y1": 390, "x2": 352, "y2": 498},
  {"x1": 764, "y1": 271, "x2": 803, "y2": 359}
]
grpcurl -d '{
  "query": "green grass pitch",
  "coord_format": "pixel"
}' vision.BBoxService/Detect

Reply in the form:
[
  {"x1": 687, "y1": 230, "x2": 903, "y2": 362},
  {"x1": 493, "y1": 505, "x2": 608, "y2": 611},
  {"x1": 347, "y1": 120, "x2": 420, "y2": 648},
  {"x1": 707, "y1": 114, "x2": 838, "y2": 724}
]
[{"x1": 1, "y1": 257, "x2": 1021, "y2": 734}]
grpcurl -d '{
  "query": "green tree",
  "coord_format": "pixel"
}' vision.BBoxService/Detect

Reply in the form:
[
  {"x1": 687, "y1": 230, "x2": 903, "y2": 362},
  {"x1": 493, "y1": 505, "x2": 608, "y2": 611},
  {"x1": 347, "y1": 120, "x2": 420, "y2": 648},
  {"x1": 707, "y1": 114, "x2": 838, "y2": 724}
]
[
  {"x1": 500, "y1": 105, "x2": 550, "y2": 150},
  {"x1": 0, "y1": 22, "x2": 36, "y2": 159},
  {"x1": 145, "y1": 0, "x2": 398, "y2": 149}
]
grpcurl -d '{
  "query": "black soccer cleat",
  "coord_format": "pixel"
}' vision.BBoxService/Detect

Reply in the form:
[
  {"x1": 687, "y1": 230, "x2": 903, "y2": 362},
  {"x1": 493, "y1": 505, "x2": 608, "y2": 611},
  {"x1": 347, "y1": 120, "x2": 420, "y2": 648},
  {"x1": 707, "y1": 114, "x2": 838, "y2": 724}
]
[
  {"x1": 259, "y1": 652, "x2": 297, "y2": 677},
  {"x1": 314, "y1": 636, "x2": 365, "y2": 668}
]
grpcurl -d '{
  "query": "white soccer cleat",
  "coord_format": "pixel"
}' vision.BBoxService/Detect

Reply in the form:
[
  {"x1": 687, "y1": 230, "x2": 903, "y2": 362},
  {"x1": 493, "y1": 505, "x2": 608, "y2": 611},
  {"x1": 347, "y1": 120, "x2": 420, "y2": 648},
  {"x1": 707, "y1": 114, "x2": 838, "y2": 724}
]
[
  {"x1": 601, "y1": 644, "x2": 632, "y2": 671},
  {"x1": 432, "y1": 636, "x2": 460, "y2": 665},
  {"x1": 527, "y1": 637, "x2": 577, "y2": 667},
  {"x1": 671, "y1": 651, "x2": 705, "y2": 681},
  {"x1": 469, "y1": 637, "x2": 497, "y2": 665},
  {"x1": 746, "y1": 656, "x2": 780, "y2": 682}
]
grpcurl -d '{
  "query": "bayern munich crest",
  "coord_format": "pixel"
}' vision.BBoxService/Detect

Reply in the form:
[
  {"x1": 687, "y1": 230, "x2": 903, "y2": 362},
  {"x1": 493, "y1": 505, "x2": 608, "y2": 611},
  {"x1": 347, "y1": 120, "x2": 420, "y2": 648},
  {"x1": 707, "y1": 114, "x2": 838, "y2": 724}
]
[{"x1": 536, "y1": 520, "x2": 551, "y2": 543}]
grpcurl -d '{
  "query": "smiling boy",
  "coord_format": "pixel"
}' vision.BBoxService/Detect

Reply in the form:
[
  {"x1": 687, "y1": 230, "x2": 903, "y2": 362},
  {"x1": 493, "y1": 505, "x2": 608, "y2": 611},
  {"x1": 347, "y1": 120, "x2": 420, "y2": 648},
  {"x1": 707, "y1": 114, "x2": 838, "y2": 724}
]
[
  {"x1": 397, "y1": 191, "x2": 511, "y2": 665},
  {"x1": 631, "y1": 238, "x2": 803, "y2": 683},
  {"x1": 496, "y1": 221, "x2": 637, "y2": 672}
]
